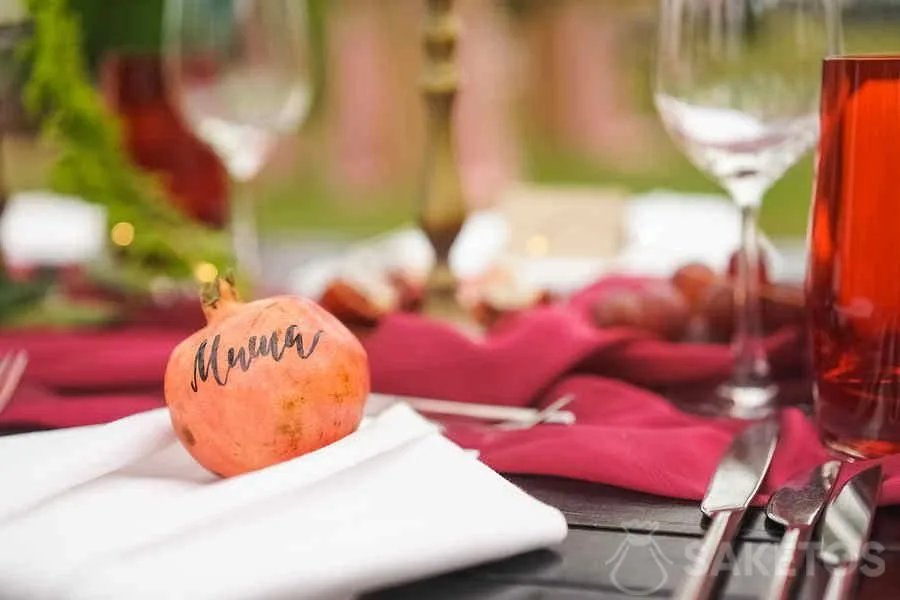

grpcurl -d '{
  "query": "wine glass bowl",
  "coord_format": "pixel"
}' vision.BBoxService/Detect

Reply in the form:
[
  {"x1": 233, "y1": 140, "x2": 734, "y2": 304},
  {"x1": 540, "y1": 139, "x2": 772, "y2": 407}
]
[
  {"x1": 164, "y1": 0, "x2": 312, "y2": 281},
  {"x1": 179, "y1": 66, "x2": 310, "y2": 181},
  {"x1": 654, "y1": 0, "x2": 838, "y2": 418},
  {"x1": 655, "y1": 0, "x2": 832, "y2": 206},
  {"x1": 654, "y1": 96, "x2": 819, "y2": 207}
]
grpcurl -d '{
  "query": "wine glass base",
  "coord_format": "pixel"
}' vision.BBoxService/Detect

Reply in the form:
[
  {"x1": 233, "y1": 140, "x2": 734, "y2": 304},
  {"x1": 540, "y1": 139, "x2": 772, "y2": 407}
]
[{"x1": 668, "y1": 382, "x2": 779, "y2": 420}]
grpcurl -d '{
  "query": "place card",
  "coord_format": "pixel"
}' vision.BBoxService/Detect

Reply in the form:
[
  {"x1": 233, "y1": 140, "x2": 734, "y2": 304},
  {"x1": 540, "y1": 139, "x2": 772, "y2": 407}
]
[{"x1": 497, "y1": 183, "x2": 627, "y2": 260}]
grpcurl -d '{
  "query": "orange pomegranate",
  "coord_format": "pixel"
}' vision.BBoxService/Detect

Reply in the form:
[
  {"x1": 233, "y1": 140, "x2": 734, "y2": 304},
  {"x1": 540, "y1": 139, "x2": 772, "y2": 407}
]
[{"x1": 164, "y1": 275, "x2": 370, "y2": 477}]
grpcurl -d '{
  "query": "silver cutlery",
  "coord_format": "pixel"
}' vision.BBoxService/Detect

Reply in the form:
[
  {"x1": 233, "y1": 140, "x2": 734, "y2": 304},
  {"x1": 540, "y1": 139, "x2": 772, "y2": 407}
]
[
  {"x1": 672, "y1": 419, "x2": 780, "y2": 600},
  {"x1": 760, "y1": 460, "x2": 842, "y2": 600},
  {"x1": 0, "y1": 350, "x2": 27, "y2": 416},
  {"x1": 818, "y1": 464, "x2": 882, "y2": 600},
  {"x1": 367, "y1": 394, "x2": 577, "y2": 428},
  {"x1": 495, "y1": 394, "x2": 575, "y2": 430}
]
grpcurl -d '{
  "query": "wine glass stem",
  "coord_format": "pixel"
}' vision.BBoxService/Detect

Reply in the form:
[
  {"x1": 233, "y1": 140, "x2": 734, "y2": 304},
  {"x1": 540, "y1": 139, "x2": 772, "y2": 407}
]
[
  {"x1": 231, "y1": 185, "x2": 263, "y2": 287},
  {"x1": 731, "y1": 202, "x2": 772, "y2": 389}
]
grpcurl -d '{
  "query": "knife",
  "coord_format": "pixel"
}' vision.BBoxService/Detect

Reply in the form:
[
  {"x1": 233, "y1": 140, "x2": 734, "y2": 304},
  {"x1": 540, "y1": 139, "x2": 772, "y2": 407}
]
[
  {"x1": 672, "y1": 419, "x2": 780, "y2": 600},
  {"x1": 368, "y1": 394, "x2": 577, "y2": 426},
  {"x1": 760, "y1": 460, "x2": 842, "y2": 600},
  {"x1": 817, "y1": 464, "x2": 883, "y2": 600}
]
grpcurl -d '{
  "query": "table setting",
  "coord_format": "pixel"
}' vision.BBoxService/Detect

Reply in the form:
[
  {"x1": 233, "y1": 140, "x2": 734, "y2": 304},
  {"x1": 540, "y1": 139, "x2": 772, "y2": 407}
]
[{"x1": 6, "y1": 0, "x2": 900, "y2": 599}]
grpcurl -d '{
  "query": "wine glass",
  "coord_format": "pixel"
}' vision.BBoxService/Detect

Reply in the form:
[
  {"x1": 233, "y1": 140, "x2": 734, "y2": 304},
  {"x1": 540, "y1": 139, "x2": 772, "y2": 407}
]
[
  {"x1": 654, "y1": 0, "x2": 840, "y2": 418},
  {"x1": 164, "y1": 0, "x2": 312, "y2": 284}
]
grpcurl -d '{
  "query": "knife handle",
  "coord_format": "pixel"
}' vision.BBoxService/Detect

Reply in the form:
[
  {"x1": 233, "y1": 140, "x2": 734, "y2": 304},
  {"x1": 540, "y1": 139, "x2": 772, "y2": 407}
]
[
  {"x1": 673, "y1": 510, "x2": 744, "y2": 600},
  {"x1": 823, "y1": 564, "x2": 858, "y2": 600},
  {"x1": 760, "y1": 527, "x2": 809, "y2": 600}
]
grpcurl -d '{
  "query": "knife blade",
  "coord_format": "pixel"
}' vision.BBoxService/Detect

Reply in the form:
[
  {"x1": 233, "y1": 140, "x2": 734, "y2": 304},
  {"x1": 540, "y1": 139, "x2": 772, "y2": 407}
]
[
  {"x1": 367, "y1": 394, "x2": 576, "y2": 426},
  {"x1": 818, "y1": 464, "x2": 882, "y2": 600},
  {"x1": 760, "y1": 460, "x2": 842, "y2": 600},
  {"x1": 672, "y1": 418, "x2": 780, "y2": 600}
]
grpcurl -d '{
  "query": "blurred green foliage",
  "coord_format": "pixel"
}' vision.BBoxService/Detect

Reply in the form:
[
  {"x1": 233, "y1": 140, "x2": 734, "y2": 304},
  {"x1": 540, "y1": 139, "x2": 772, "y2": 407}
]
[
  {"x1": 22, "y1": 0, "x2": 229, "y2": 287},
  {"x1": 69, "y1": 0, "x2": 163, "y2": 69}
]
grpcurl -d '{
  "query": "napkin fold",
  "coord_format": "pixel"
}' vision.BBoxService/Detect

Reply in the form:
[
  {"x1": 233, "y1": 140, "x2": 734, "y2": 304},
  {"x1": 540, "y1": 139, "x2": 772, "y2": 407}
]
[{"x1": 0, "y1": 404, "x2": 567, "y2": 600}]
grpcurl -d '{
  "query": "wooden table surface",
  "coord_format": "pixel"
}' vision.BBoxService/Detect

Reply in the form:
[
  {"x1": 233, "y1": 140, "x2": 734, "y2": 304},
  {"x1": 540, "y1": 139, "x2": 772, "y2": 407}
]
[{"x1": 366, "y1": 475, "x2": 900, "y2": 599}]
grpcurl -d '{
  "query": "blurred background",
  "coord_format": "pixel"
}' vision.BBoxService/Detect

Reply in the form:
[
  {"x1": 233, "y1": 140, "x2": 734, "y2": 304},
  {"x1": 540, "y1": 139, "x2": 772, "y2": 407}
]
[{"x1": 1, "y1": 0, "x2": 814, "y2": 242}]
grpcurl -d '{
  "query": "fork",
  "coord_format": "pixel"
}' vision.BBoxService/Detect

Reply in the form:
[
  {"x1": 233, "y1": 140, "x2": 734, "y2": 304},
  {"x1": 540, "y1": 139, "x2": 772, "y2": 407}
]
[{"x1": 0, "y1": 350, "x2": 28, "y2": 416}]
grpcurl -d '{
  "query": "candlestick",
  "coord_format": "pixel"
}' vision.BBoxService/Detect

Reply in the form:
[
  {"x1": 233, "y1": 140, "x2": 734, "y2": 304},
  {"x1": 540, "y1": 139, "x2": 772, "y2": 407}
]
[{"x1": 419, "y1": 0, "x2": 470, "y2": 324}]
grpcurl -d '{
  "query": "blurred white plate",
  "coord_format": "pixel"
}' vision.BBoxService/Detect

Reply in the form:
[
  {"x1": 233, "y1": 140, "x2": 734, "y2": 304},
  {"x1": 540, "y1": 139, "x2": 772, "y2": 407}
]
[{"x1": 0, "y1": 191, "x2": 106, "y2": 268}]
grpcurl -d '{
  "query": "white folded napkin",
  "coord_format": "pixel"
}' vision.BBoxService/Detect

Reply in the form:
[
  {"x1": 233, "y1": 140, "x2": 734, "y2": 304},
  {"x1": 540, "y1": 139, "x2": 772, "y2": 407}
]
[{"x1": 0, "y1": 403, "x2": 567, "y2": 600}]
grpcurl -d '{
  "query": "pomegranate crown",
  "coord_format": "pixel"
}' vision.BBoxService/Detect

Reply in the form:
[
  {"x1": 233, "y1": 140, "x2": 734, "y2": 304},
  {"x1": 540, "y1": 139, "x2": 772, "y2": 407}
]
[{"x1": 200, "y1": 269, "x2": 240, "y2": 307}]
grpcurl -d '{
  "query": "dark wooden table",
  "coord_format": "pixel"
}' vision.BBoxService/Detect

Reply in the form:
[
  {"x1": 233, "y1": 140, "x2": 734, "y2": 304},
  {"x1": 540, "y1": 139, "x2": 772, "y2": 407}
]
[{"x1": 366, "y1": 475, "x2": 900, "y2": 599}]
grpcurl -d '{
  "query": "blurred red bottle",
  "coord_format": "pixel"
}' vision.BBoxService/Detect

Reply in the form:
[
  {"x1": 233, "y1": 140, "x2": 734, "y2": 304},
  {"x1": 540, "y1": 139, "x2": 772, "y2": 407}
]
[{"x1": 101, "y1": 53, "x2": 229, "y2": 229}]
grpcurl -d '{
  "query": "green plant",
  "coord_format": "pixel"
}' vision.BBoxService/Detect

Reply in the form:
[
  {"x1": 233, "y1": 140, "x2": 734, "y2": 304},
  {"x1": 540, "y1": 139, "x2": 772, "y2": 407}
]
[
  {"x1": 21, "y1": 0, "x2": 230, "y2": 291},
  {"x1": 68, "y1": 0, "x2": 163, "y2": 71}
]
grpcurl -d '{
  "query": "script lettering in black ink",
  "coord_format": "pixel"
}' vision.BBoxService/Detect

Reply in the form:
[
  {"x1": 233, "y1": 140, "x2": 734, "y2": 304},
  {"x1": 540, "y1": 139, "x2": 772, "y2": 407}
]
[{"x1": 191, "y1": 327, "x2": 323, "y2": 391}]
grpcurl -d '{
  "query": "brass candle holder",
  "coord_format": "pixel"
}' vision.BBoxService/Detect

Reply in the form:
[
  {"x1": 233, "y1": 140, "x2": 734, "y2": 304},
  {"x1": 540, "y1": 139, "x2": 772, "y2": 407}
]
[{"x1": 419, "y1": 0, "x2": 471, "y2": 325}]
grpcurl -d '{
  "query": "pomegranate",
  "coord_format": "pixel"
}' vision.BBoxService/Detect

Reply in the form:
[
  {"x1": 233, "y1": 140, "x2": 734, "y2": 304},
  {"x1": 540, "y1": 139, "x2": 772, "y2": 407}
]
[
  {"x1": 319, "y1": 280, "x2": 385, "y2": 328},
  {"x1": 671, "y1": 262, "x2": 719, "y2": 311},
  {"x1": 699, "y1": 280, "x2": 735, "y2": 342},
  {"x1": 591, "y1": 282, "x2": 690, "y2": 342},
  {"x1": 164, "y1": 275, "x2": 370, "y2": 477}
]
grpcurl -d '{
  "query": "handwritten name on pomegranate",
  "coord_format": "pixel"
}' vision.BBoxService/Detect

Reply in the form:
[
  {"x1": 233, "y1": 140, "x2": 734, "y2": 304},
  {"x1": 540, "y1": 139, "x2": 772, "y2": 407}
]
[{"x1": 191, "y1": 326, "x2": 324, "y2": 391}]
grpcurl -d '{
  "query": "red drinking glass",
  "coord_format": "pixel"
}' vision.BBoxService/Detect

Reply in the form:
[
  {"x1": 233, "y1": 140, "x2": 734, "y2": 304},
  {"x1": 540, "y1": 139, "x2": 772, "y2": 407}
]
[{"x1": 807, "y1": 55, "x2": 900, "y2": 458}]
